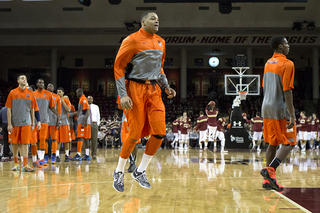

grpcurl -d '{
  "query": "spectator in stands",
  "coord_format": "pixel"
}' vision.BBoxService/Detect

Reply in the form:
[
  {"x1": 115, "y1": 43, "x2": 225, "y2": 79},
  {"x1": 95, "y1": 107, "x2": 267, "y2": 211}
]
[{"x1": 105, "y1": 129, "x2": 114, "y2": 148}]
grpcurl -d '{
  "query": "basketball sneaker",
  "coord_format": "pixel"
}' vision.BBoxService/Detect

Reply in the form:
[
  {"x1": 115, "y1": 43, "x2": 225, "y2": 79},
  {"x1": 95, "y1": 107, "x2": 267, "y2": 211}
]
[
  {"x1": 260, "y1": 167, "x2": 282, "y2": 191},
  {"x1": 65, "y1": 155, "x2": 70, "y2": 162},
  {"x1": 56, "y1": 156, "x2": 61, "y2": 162},
  {"x1": 44, "y1": 155, "x2": 49, "y2": 163},
  {"x1": 82, "y1": 155, "x2": 91, "y2": 161},
  {"x1": 262, "y1": 179, "x2": 272, "y2": 189},
  {"x1": 38, "y1": 159, "x2": 48, "y2": 166},
  {"x1": 12, "y1": 164, "x2": 21, "y2": 171},
  {"x1": 131, "y1": 169, "x2": 151, "y2": 189},
  {"x1": 113, "y1": 170, "x2": 124, "y2": 192},
  {"x1": 22, "y1": 165, "x2": 35, "y2": 172},
  {"x1": 32, "y1": 161, "x2": 42, "y2": 169},
  {"x1": 70, "y1": 154, "x2": 82, "y2": 161},
  {"x1": 51, "y1": 155, "x2": 56, "y2": 164},
  {"x1": 221, "y1": 148, "x2": 228, "y2": 153},
  {"x1": 128, "y1": 163, "x2": 137, "y2": 173}
]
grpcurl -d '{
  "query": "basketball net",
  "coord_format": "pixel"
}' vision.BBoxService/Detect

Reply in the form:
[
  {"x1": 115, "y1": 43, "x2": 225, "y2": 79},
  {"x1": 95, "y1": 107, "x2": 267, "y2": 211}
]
[{"x1": 238, "y1": 91, "x2": 247, "y2": 100}]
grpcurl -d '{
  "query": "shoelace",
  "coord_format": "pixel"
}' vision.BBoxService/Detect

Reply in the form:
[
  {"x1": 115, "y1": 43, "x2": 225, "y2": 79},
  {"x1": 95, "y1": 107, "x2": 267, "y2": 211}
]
[{"x1": 117, "y1": 173, "x2": 124, "y2": 186}]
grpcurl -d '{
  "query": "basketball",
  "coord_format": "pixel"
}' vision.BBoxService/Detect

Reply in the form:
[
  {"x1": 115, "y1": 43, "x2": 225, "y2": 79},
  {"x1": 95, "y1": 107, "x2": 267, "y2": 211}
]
[
  {"x1": 209, "y1": 101, "x2": 215, "y2": 106},
  {"x1": 242, "y1": 113, "x2": 247, "y2": 117}
]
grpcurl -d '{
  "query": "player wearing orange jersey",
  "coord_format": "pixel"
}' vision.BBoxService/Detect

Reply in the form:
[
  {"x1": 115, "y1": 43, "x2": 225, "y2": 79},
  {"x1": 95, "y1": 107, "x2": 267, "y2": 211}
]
[
  {"x1": 68, "y1": 102, "x2": 77, "y2": 142},
  {"x1": 34, "y1": 79, "x2": 61, "y2": 165},
  {"x1": 113, "y1": 12, "x2": 176, "y2": 192},
  {"x1": 6, "y1": 75, "x2": 37, "y2": 172},
  {"x1": 47, "y1": 83, "x2": 62, "y2": 164},
  {"x1": 71, "y1": 88, "x2": 91, "y2": 161},
  {"x1": 260, "y1": 35, "x2": 296, "y2": 192},
  {"x1": 57, "y1": 88, "x2": 72, "y2": 162}
]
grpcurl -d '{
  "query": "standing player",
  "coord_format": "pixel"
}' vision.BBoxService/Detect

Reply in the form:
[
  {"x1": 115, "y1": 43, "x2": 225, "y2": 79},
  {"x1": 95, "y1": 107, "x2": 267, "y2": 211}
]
[
  {"x1": 216, "y1": 115, "x2": 229, "y2": 153},
  {"x1": 6, "y1": 75, "x2": 36, "y2": 172},
  {"x1": 112, "y1": 11, "x2": 176, "y2": 192},
  {"x1": 311, "y1": 113, "x2": 319, "y2": 149},
  {"x1": 205, "y1": 101, "x2": 219, "y2": 151},
  {"x1": 71, "y1": 88, "x2": 91, "y2": 161},
  {"x1": 57, "y1": 88, "x2": 72, "y2": 162},
  {"x1": 260, "y1": 35, "x2": 296, "y2": 192},
  {"x1": 180, "y1": 114, "x2": 191, "y2": 150},
  {"x1": 47, "y1": 83, "x2": 61, "y2": 164},
  {"x1": 67, "y1": 98, "x2": 77, "y2": 143},
  {"x1": 243, "y1": 112, "x2": 263, "y2": 152},
  {"x1": 171, "y1": 116, "x2": 180, "y2": 148},
  {"x1": 194, "y1": 111, "x2": 208, "y2": 150},
  {"x1": 34, "y1": 79, "x2": 61, "y2": 163},
  {"x1": 298, "y1": 111, "x2": 308, "y2": 152}
]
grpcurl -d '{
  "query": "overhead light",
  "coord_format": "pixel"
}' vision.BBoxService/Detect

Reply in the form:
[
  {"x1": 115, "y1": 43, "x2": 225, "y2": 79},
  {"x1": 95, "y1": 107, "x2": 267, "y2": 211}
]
[
  {"x1": 78, "y1": 0, "x2": 91, "y2": 7},
  {"x1": 109, "y1": 0, "x2": 121, "y2": 4},
  {"x1": 307, "y1": 22, "x2": 315, "y2": 31},
  {"x1": 219, "y1": 2, "x2": 232, "y2": 14},
  {"x1": 292, "y1": 22, "x2": 302, "y2": 31}
]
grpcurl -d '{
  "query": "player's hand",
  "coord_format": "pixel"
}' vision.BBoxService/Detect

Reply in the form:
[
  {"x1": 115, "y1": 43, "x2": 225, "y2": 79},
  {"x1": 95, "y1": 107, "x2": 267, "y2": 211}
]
[
  {"x1": 8, "y1": 124, "x2": 13, "y2": 134},
  {"x1": 120, "y1": 96, "x2": 133, "y2": 110},
  {"x1": 31, "y1": 125, "x2": 34, "y2": 132},
  {"x1": 287, "y1": 116, "x2": 295, "y2": 129},
  {"x1": 83, "y1": 123, "x2": 87, "y2": 128},
  {"x1": 74, "y1": 112, "x2": 77, "y2": 116},
  {"x1": 58, "y1": 115, "x2": 61, "y2": 121},
  {"x1": 37, "y1": 121, "x2": 41, "y2": 130},
  {"x1": 165, "y1": 87, "x2": 176, "y2": 99},
  {"x1": 56, "y1": 124, "x2": 61, "y2": 130}
]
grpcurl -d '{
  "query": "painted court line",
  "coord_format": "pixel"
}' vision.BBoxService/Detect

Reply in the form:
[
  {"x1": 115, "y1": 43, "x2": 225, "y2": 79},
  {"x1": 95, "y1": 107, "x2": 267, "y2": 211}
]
[{"x1": 274, "y1": 190, "x2": 312, "y2": 213}]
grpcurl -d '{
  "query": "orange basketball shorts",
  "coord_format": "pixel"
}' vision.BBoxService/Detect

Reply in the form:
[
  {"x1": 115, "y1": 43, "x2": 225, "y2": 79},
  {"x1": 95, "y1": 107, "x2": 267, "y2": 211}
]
[
  {"x1": 59, "y1": 125, "x2": 72, "y2": 143},
  {"x1": 48, "y1": 125, "x2": 59, "y2": 141},
  {"x1": 263, "y1": 118, "x2": 297, "y2": 146},
  {"x1": 125, "y1": 81, "x2": 166, "y2": 140},
  {"x1": 8, "y1": 125, "x2": 32, "y2": 145},
  {"x1": 37, "y1": 123, "x2": 49, "y2": 140},
  {"x1": 77, "y1": 124, "x2": 91, "y2": 139}
]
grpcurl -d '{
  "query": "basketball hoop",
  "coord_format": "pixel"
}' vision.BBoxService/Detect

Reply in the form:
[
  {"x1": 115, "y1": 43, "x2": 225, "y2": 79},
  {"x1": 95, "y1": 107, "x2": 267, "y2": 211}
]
[{"x1": 238, "y1": 91, "x2": 247, "y2": 100}]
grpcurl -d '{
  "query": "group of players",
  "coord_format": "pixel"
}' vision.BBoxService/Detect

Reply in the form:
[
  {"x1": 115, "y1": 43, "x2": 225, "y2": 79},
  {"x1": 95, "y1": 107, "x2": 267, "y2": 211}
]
[
  {"x1": 242, "y1": 111, "x2": 320, "y2": 153},
  {"x1": 170, "y1": 101, "x2": 229, "y2": 153},
  {"x1": 6, "y1": 75, "x2": 93, "y2": 172}
]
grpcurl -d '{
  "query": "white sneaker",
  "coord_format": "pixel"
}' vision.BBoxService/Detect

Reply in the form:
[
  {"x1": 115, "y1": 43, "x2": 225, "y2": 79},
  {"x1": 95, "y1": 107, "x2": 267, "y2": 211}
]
[
  {"x1": 184, "y1": 145, "x2": 189, "y2": 150},
  {"x1": 171, "y1": 142, "x2": 175, "y2": 148},
  {"x1": 257, "y1": 148, "x2": 261, "y2": 153},
  {"x1": 221, "y1": 149, "x2": 228, "y2": 153}
]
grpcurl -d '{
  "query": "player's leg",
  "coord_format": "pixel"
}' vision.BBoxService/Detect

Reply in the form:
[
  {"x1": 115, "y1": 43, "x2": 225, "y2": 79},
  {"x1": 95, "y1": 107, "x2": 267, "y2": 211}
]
[
  {"x1": 21, "y1": 126, "x2": 34, "y2": 172},
  {"x1": 83, "y1": 125, "x2": 91, "y2": 160},
  {"x1": 10, "y1": 127, "x2": 20, "y2": 171},
  {"x1": 72, "y1": 124, "x2": 85, "y2": 161},
  {"x1": 128, "y1": 143, "x2": 138, "y2": 172},
  {"x1": 51, "y1": 127, "x2": 58, "y2": 164},
  {"x1": 219, "y1": 131, "x2": 228, "y2": 153}
]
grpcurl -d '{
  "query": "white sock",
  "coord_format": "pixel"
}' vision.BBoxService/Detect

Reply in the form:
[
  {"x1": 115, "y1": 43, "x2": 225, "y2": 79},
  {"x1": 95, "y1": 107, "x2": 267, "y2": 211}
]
[
  {"x1": 85, "y1": 149, "x2": 89, "y2": 156},
  {"x1": 32, "y1": 155, "x2": 37, "y2": 162},
  {"x1": 214, "y1": 142, "x2": 216, "y2": 147},
  {"x1": 221, "y1": 139, "x2": 225, "y2": 149},
  {"x1": 21, "y1": 157, "x2": 24, "y2": 163},
  {"x1": 56, "y1": 150, "x2": 59, "y2": 157},
  {"x1": 65, "y1": 150, "x2": 69, "y2": 156},
  {"x1": 137, "y1": 154, "x2": 153, "y2": 173},
  {"x1": 205, "y1": 142, "x2": 208, "y2": 147},
  {"x1": 115, "y1": 157, "x2": 127, "y2": 173},
  {"x1": 77, "y1": 152, "x2": 81, "y2": 156}
]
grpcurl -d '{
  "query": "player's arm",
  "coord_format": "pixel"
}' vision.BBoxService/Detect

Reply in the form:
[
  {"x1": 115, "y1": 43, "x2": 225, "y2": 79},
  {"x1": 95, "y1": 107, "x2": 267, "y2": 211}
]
[
  {"x1": 84, "y1": 108, "x2": 90, "y2": 128},
  {"x1": 284, "y1": 90, "x2": 295, "y2": 129},
  {"x1": 7, "y1": 107, "x2": 12, "y2": 133},
  {"x1": 114, "y1": 36, "x2": 136, "y2": 110},
  {"x1": 30, "y1": 108, "x2": 35, "y2": 131},
  {"x1": 61, "y1": 98, "x2": 71, "y2": 112}
]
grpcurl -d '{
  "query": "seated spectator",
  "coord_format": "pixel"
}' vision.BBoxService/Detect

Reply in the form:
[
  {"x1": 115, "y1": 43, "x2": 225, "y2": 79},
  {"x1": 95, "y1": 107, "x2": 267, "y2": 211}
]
[
  {"x1": 189, "y1": 128, "x2": 199, "y2": 148},
  {"x1": 165, "y1": 129, "x2": 175, "y2": 148},
  {"x1": 105, "y1": 130, "x2": 114, "y2": 148}
]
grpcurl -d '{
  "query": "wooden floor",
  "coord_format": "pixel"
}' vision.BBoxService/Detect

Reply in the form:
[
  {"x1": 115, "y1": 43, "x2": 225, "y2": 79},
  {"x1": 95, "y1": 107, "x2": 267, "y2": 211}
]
[{"x1": 0, "y1": 148, "x2": 319, "y2": 213}]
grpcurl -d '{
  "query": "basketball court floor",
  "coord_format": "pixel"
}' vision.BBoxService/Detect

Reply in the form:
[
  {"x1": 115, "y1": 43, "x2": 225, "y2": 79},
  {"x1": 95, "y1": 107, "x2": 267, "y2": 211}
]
[{"x1": 0, "y1": 148, "x2": 319, "y2": 213}]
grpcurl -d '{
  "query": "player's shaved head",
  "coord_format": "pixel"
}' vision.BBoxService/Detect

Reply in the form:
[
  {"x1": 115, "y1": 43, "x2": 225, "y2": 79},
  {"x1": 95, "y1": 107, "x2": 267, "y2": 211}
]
[
  {"x1": 140, "y1": 11, "x2": 155, "y2": 22},
  {"x1": 270, "y1": 35, "x2": 286, "y2": 50}
]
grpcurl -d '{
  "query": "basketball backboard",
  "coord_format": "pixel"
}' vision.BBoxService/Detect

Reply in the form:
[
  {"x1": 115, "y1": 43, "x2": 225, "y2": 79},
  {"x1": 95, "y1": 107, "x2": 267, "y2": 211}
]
[{"x1": 224, "y1": 67, "x2": 260, "y2": 96}]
